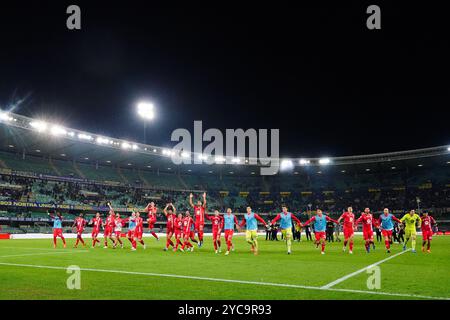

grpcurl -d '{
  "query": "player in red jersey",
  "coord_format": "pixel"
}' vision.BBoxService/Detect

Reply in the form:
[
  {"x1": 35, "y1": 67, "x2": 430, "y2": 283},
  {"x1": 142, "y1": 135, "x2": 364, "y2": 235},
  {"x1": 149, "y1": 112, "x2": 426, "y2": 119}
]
[
  {"x1": 113, "y1": 213, "x2": 124, "y2": 249},
  {"x1": 124, "y1": 211, "x2": 136, "y2": 246},
  {"x1": 89, "y1": 212, "x2": 103, "y2": 248},
  {"x1": 163, "y1": 203, "x2": 176, "y2": 251},
  {"x1": 182, "y1": 211, "x2": 195, "y2": 252},
  {"x1": 301, "y1": 210, "x2": 339, "y2": 254},
  {"x1": 189, "y1": 192, "x2": 206, "y2": 247},
  {"x1": 223, "y1": 208, "x2": 239, "y2": 255},
  {"x1": 173, "y1": 212, "x2": 184, "y2": 252},
  {"x1": 355, "y1": 208, "x2": 376, "y2": 253},
  {"x1": 48, "y1": 210, "x2": 66, "y2": 248},
  {"x1": 103, "y1": 203, "x2": 116, "y2": 248},
  {"x1": 145, "y1": 202, "x2": 159, "y2": 241},
  {"x1": 131, "y1": 211, "x2": 146, "y2": 250},
  {"x1": 337, "y1": 207, "x2": 356, "y2": 254},
  {"x1": 420, "y1": 211, "x2": 436, "y2": 253},
  {"x1": 205, "y1": 210, "x2": 224, "y2": 253},
  {"x1": 72, "y1": 213, "x2": 87, "y2": 248}
]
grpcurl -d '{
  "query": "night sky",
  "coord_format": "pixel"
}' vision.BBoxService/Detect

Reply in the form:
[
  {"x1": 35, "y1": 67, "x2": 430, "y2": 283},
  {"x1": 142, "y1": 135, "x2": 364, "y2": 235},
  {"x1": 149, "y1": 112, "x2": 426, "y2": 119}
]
[{"x1": 0, "y1": 2, "x2": 448, "y2": 158}]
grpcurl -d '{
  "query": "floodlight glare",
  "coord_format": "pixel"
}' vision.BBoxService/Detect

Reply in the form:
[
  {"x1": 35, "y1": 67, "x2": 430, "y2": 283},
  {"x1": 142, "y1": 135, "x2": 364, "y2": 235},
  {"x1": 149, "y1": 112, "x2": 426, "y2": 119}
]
[
  {"x1": 448, "y1": 147, "x2": 450, "y2": 152},
  {"x1": 50, "y1": 125, "x2": 67, "y2": 136},
  {"x1": 78, "y1": 133, "x2": 93, "y2": 141},
  {"x1": 181, "y1": 151, "x2": 190, "y2": 158},
  {"x1": 319, "y1": 158, "x2": 331, "y2": 165},
  {"x1": 132, "y1": 144, "x2": 139, "y2": 150},
  {"x1": 231, "y1": 158, "x2": 241, "y2": 163},
  {"x1": 299, "y1": 159, "x2": 310, "y2": 165},
  {"x1": 137, "y1": 101, "x2": 155, "y2": 120},
  {"x1": 96, "y1": 137, "x2": 110, "y2": 144},
  {"x1": 30, "y1": 121, "x2": 48, "y2": 132},
  {"x1": 0, "y1": 112, "x2": 13, "y2": 122},
  {"x1": 121, "y1": 142, "x2": 131, "y2": 150},
  {"x1": 215, "y1": 156, "x2": 225, "y2": 163},
  {"x1": 281, "y1": 159, "x2": 294, "y2": 170}
]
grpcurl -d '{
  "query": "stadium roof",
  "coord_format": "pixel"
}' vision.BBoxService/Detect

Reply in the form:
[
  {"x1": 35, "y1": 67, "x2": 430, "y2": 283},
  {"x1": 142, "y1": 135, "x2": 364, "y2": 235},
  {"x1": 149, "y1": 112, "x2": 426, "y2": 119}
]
[{"x1": 0, "y1": 110, "x2": 449, "y2": 176}]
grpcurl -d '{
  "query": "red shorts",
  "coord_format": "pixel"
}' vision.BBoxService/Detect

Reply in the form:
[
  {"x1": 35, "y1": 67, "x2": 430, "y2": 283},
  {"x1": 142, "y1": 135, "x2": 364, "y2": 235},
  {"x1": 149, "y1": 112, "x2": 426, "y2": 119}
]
[
  {"x1": 195, "y1": 223, "x2": 204, "y2": 233},
  {"x1": 343, "y1": 227, "x2": 354, "y2": 239},
  {"x1": 382, "y1": 229, "x2": 393, "y2": 237},
  {"x1": 224, "y1": 229, "x2": 234, "y2": 241},
  {"x1": 175, "y1": 231, "x2": 182, "y2": 239},
  {"x1": 91, "y1": 229, "x2": 100, "y2": 238},
  {"x1": 127, "y1": 230, "x2": 134, "y2": 238},
  {"x1": 212, "y1": 229, "x2": 221, "y2": 240},
  {"x1": 53, "y1": 228, "x2": 63, "y2": 237},
  {"x1": 422, "y1": 230, "x2": 433, "y2": 241},
  {"x1": 114, "y1": 230, "x2": 122, "y2": 237},
  {"x1": 315, "y1": 231, "x2": 326, "y2": 241},
  {"x1": 363, "y1": 230, "x2": 374, "y2": 241},
  {"x1": 148, "y1": 223, "x2": 155, "y2": 230},
  {"x1": 76, "y1": 230, "x2": 84, "y2": 236},
  {"x1": 134, "y1": 230, "x2": 143, "y2": 240},
  {"x1": 166, "y1": 226, "x2": 174, "y2": 235},
  {"x1": 104, "y1": 227, "x2": 113, "y2": 237}
]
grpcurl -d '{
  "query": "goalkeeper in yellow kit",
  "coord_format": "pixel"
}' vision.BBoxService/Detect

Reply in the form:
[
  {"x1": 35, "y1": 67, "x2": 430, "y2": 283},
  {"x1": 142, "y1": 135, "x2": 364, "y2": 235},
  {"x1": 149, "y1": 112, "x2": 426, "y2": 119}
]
[{"x1": 400, "y1": 210, "x2": 421, "y2": 253}]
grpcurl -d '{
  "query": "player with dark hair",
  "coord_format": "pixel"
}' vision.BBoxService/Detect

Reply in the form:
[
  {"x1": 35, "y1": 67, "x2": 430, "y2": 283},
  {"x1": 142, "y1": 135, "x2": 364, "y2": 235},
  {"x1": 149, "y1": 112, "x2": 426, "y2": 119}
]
[
  {"x1": 89, "y1": 212, "x2": 103, "y2": 248},
  {"x1": 355, "y1": 208, "x2": 376, "y2": 253},
  {"x1": 338, "y1": 207, "x2": 356, "y2": 254},
  {"x1": 239, "y1": 207, "x2": 268, "y2": 255},
  {"x1": 145, "y1": 202, "x2": 159, "y2": 241},
  {"x1": 163, "y1": 203, "x2": 176, "y2": 251},
  {"x1": 301, "y1": 209, "x2": 338, "y2": 255},
  {"x1": 205, "y1": 210, "x2": 224, "y2": 254},
  {"x1": 104, "y1": 203, "x2": 116, "y2": 248},
  {"x1": 48, "y1": 210, "x2": 66, "y2": 248},
  {"x1": 420, "y1": 211, "x2": 436, "y2": 253},
  {"x1": 189, "y1": 192, "x2": 206, "y2": 247},
  {"x1": 72, "y1": 213, "x2": 87, "y2": 248},
  {"x1": 270, "y1": 206, "x2": 302, "y2": 254}
]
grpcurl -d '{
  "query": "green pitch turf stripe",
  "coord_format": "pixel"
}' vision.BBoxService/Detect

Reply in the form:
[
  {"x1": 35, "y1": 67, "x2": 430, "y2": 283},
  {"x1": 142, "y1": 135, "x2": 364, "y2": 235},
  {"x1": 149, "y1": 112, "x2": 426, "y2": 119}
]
[
  {"x1": 321, "y1": 249, "x2": 411, "y2": 289},
  {"x1": 0, "y1": 261, "x2": 448, "y2": 300}
]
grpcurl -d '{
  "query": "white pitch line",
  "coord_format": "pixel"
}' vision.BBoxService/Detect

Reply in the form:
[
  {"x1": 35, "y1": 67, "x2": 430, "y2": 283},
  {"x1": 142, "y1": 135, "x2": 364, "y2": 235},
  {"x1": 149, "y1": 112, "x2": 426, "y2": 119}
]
[
  {"x1": 321, "y1": 249, "x2": 411, "y2": 289},
  {"x1": 0, "y1": 251, "x2": 88, "y2": 258},
  {"x1": 0, "y1": 261, "x2": 447, "y2": 300},
  {"x1": 0, "y1": 246, "x2": 72, "y2": 252}
]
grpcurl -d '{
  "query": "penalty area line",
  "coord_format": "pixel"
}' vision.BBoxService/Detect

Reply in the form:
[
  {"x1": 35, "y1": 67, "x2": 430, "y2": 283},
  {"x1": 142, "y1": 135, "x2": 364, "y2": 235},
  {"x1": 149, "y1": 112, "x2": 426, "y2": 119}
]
[
  {"x1": 321, "y1": 249, "x2": 411, "y2": 289},
  {"x1": 0, "y1": 261, "x2": 448, "y2": 300}
]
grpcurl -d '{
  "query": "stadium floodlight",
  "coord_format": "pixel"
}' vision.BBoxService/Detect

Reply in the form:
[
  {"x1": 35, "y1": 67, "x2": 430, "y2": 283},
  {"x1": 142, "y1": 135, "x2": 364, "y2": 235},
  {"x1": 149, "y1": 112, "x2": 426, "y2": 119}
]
[
  {"x1": 67, "y1": 131, "x2": 75, "y2": 137},
  {"x1": 30, "y1": 120, "x2": 48, "y2": 132},
  {"x1": 231, "y1": 158, "x2": 241, "y2": 164},
  {"x1": 299, "y1": 159, "x2": 310, "y2": 166},
  {"x1": 198, "y1": 154, "x2": 208, "y2": 161},
  {"x1": 50, "y1": 125, "x2": 67, "y2": 136},
  {"x1": 162, "y1": 149, "x2": 174, "y2": 156},
  {"x1": 448, "y1": 147, "x2": 450, "y2": 152},
  {"x1": 0, "y1": 112, "x2": 13, "y2": 122},
  {"x1": 132, "y1": 144, "x2": 139, "y2": 150},
  {"x1": 181, "y1": 151, "x2": 190, "y2": 158},
  {"x1": 121, "y1": 142, "x2": 131, "y2": 150},
  {"x1": 215, "y1": 156, "x2": 225, "y2": 163},
  {"x1": 319, "y1": 158, "x2": 331, "y2": 165},
  {"x1": 280, "y1": 159, "x2": 294, "y2": 170},
  {"x1": 96, "y1": 137, "x2": 110, "y2": 144},
  {"x1": 137, "y1": 101, "x2": 155, "y2": 120},
  {"x1": 78, "y1": 133, "x2": 93, "y2": 141}
]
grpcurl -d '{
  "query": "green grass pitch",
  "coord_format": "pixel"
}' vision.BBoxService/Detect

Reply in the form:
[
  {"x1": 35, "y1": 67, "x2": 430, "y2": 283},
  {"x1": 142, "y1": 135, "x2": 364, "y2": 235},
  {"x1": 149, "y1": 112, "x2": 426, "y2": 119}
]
[{"x1": 0, "y1": 235, "x2": 449, "y2": 300}]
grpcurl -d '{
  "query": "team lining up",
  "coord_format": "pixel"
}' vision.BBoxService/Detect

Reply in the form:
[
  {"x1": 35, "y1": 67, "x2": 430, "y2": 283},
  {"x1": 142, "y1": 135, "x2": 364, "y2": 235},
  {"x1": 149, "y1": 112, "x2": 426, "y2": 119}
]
[{"x1": 48, "y1": 193, "x2": 437, "y2": 255}]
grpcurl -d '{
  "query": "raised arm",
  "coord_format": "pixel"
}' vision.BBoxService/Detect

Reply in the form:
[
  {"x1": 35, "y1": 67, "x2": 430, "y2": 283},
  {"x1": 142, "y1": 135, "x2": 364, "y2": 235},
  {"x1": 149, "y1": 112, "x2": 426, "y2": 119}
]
[
  {"x1": 163, "y1": 204, "x2": 169, "y2": 217},
  {"x1": 107, "y1": 202, "x2": 115, "y2": 214},
  {"x1": 189, "y1": 193, "x2": 195, "y2": 208},
  {"x1": 270, "y1": 214, "x2": 281, "y2": 225},
  {"x1": 202, "y1": 192, "x2": 207, "y2": 209}
]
